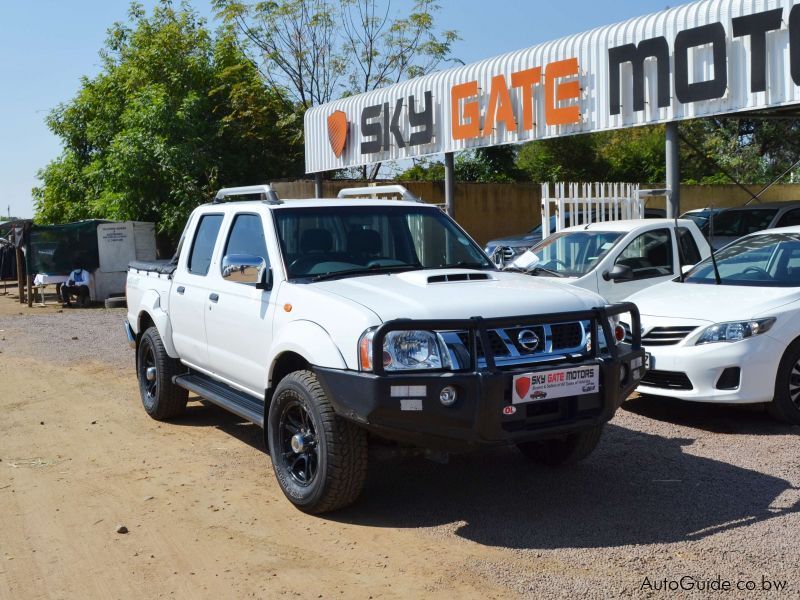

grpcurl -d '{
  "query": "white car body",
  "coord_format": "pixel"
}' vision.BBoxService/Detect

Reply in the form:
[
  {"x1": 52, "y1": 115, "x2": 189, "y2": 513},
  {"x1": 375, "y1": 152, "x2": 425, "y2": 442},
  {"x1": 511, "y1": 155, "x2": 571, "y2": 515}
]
[
  {"x1": 628, "y1": 226, "x2": 800, "y2": 404},
  {"x1": 125, "y1": 188, "x2": 647, "y2": 512},
  {"x1": 510, "y1": 219, "x2": 710, "y2": 303},
  {"x1": 127, "y1": 198, "x2": 616, "y2": 397}
]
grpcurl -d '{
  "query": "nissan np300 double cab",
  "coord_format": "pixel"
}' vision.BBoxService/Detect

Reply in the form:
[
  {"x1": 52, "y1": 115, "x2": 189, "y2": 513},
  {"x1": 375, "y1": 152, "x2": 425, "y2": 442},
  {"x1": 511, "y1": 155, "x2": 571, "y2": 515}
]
[{"x1": 126, "y1": 185, "x2": 644, "y2": 513}]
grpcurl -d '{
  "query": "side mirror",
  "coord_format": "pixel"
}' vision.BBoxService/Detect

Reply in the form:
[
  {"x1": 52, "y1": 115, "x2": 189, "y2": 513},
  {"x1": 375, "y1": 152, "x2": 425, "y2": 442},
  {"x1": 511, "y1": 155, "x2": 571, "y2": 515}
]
[
  {"x1": 602, "y1": 263, "x2": 634, "y2": 282},
  {"x1": 221, "y1": 254, "x2": 271, "y2": 290},
  {"x1": 491, "y1": 247, "x2": 506, "y2": 267}
]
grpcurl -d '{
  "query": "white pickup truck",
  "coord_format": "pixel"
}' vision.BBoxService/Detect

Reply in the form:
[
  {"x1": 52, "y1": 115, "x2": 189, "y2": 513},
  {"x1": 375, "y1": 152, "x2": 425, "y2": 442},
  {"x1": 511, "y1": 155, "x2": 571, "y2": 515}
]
[
  {"x1": 506, "y1": 219, "x2": 711, "y2": 302},
  {"x1": 125, "y1": 185, "x2": 645, "y2": 513}
]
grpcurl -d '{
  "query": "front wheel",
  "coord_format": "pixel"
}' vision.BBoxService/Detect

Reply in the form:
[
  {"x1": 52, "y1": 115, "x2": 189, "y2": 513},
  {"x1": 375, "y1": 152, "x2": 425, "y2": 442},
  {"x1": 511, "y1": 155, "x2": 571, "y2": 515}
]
[
  {"x1": 768, "y1": 340, "x2": 800, "y2": 425},
  {"x1": 516, "y1": 425, "x2": 604, "y2": 466},
  {"x1": 267, "y1": 370, "x2": 368, "y2": 514}
]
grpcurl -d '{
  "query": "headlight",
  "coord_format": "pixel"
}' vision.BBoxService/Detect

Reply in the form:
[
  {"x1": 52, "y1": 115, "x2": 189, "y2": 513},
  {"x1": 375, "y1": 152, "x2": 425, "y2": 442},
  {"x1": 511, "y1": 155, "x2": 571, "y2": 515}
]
[
  {"x1": 359, "y1": 329, "x2": 452, "y2": 371},
  {"x1": 695, "y1": 318, "x2": 776, "y2": 345}
]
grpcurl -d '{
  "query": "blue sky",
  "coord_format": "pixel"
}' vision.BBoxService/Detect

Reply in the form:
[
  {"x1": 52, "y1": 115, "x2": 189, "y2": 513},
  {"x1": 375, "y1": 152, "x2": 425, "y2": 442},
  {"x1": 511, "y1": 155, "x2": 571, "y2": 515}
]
[{"x1": 0, "y1": 0, "x2": 677, "y2": 219}]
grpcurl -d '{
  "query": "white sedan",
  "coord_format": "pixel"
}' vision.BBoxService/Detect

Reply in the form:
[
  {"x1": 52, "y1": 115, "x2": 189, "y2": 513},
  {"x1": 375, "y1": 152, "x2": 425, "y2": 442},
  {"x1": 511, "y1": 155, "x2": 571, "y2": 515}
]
[{"x1": 627, "y1": 227, "x2": 800, "y2": 424}]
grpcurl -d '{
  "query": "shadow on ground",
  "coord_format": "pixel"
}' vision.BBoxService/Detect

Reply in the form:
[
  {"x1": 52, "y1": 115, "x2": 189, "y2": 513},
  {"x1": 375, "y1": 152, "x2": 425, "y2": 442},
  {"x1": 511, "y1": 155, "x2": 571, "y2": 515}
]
[
  {"x1": 171, "y1": 396, "x2": 800, "y2": 551},
  {"x1": 623, "y1": 394, "x2": 799, "y2": 436}
]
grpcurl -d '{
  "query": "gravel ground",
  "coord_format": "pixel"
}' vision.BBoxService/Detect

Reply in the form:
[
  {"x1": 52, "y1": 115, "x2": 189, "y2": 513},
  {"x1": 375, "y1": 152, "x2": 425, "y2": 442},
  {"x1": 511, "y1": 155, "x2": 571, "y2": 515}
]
[
  {"x1": 0, "y1": 306, "x2": 132, "y2": 371},
  {"x1": 2, "y1": 301, "x2": 799, "y2": 597}
]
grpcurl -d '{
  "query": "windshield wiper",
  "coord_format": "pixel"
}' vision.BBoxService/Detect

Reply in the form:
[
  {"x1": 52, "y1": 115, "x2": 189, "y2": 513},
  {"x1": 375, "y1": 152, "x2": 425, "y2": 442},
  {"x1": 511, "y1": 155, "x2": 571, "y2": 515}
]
[
  {"x1": 308, "y1": 264, "x2": 420, "y2": 283},
  {"x1": 527, "y1": 266, "x2": 566, "y2": 278}
]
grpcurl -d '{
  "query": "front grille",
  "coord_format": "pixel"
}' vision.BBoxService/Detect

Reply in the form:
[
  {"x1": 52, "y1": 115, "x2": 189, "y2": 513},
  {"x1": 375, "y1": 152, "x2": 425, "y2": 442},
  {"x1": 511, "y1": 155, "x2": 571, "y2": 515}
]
[
  {"x1": 641, "y1": 369, "x2": 693, "y2": 390},
  {"x1": 551, "y1": 323, "x2": 583, "y2": 350},
  {"x1": 642, "y1": 326, "x2": 697, "y2": 346},
  {"x1": 448, "y1": 320, "x2": 586, "y2": 367}
]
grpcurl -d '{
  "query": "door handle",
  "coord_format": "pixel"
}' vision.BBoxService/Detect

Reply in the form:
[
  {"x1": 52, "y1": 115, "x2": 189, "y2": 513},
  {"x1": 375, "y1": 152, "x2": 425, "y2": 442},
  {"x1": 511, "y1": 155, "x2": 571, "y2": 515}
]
[
  {"x1": 176, "y1": 286, "x2": 185, "y2": 295},
  {"x1": 209, "y1": 293, "x2": 219, "y2": 303}
]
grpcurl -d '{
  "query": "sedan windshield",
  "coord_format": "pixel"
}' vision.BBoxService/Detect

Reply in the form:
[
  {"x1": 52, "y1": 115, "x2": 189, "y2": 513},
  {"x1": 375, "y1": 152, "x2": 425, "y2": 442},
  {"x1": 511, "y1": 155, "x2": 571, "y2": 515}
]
[
  {"x1": 273, "y1": 205, "x2": 493, "y2": 280},
  {"x1": 521, "y1": 231, "x2": 624, "y2": 277},
  {"x1": 685, "y1": 233, "x2": 800, "y2": 287}
]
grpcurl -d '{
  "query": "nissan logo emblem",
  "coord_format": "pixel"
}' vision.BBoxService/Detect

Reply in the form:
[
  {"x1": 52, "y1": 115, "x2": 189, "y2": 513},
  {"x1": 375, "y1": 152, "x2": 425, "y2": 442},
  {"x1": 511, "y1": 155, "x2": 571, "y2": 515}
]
[{"x1": 517, "y1": 329, "x2": 540, "y2": 351}]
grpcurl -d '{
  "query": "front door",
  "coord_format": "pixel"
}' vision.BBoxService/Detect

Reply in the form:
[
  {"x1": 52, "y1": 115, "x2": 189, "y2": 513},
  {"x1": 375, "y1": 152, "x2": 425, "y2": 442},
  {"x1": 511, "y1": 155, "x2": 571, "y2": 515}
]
[
  {"x1": 602, "y1": 228, "x2": 676, "y2": 302},
  {"x1": 204, "y1": 212, "x2": 276, "y2": 395}
]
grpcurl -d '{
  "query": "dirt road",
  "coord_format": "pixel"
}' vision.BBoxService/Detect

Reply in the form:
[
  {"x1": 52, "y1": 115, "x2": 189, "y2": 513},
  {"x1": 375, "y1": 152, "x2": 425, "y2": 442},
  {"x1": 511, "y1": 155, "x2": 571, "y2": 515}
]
[{"x1": 1, "y1": 296, "x2": 799, "y2": 598}]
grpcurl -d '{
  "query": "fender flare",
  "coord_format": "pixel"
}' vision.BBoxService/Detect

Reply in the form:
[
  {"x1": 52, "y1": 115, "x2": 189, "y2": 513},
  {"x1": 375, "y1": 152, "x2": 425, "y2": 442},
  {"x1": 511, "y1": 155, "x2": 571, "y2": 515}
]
[
  {"x1": 136, "y1": 290, "x2": 179, "y2": 359},
  {"x1": 266, "y1": 320, "x2": 348, "y2": 389}
]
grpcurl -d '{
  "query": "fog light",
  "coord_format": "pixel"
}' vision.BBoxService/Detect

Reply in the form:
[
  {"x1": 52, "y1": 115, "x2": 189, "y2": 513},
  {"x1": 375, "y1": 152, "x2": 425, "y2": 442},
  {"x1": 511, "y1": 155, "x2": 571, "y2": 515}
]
[
  {"x1": 614, "y1": 324, "x2": 626, "y2": 343},
  {"x1": 439, "y1": 385, "x2": 457, "y2": 406}
]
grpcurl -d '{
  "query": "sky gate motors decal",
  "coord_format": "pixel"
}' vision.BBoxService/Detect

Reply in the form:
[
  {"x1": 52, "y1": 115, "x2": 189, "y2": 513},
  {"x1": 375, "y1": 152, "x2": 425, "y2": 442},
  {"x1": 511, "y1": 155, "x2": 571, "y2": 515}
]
[{"x1": 512, "y1": 366, "x2": 599, "y2": 404}]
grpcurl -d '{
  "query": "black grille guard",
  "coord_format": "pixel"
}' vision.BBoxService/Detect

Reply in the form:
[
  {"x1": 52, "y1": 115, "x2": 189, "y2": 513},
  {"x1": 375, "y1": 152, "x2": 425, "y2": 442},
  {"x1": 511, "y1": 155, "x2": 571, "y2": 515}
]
[{"x1": 372, "y1": 302, "x2": 643, "y2": 376}]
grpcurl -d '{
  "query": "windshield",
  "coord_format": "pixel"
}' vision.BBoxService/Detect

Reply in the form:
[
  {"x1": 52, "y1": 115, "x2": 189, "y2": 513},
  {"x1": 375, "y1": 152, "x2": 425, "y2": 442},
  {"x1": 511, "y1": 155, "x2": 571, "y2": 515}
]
[
  {"x1": 685, "y1": 233, "x2": 800, "y2": 287},
  {"x1": 525, "y1": 231, "x2": 624, "y2": 277},
  {"x1": 708, "y1": 208, "x2": 777, "y2": 237},
  {"x1": 273, "y1": 205, "x2": 493, "y2": 280}
]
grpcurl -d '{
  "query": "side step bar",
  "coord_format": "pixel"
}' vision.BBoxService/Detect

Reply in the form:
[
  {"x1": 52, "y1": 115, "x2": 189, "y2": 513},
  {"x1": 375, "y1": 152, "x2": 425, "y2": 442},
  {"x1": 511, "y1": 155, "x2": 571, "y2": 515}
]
[{"x1": 173, "y1": 372, "x2": 265, "y2": 427}]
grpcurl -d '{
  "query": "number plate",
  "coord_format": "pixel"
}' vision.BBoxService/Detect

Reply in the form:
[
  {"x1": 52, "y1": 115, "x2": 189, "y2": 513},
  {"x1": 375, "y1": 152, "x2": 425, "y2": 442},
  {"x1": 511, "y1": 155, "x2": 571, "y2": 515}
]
[
  {"x1": 512, "y1": 366, "x2": 599, "y2": 405},
  {"x1": 645, "y1": 352, "x2": 654, "y2": 370}
]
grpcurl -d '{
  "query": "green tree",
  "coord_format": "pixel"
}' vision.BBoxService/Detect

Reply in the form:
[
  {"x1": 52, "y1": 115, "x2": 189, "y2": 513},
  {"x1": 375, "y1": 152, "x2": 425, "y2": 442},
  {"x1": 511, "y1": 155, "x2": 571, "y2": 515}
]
[
  {"x1": 34, "y1": 1, "x2": 303, "y2": 237},
  {"x1": 214, "y1": 0, "x2": 459, "y2": 108},
  {"x1": 516, "y1": 134, "x2": 607, "y2": 183}
]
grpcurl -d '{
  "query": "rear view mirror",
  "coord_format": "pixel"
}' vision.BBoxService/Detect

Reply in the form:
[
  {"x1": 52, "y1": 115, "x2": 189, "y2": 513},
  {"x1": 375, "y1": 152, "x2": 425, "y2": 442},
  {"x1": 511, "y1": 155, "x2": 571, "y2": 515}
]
[
  {"x1": 222, "y1": 254, "x2": 271, "y2": 290},
  {"x1": 603, "y1": 263, "x2": 634, "y2": 282}
]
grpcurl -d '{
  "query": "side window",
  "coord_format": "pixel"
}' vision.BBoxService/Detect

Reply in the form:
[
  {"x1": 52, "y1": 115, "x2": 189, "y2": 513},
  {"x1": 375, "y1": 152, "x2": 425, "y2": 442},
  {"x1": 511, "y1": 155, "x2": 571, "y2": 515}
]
[
  {"x1": 188, "y1": 214, "x2": 224, "y2": 275},
  {"x1": 224, "y1": 214, "x2": 269, "y2": 265},
  {"x1": 677, "y1": 227, "x2": 702, "y2": 265},
  {"x1": 615, "y1": 229, "x2": 673, "y2": 279},
  {"x1": 777, "y1": 209, "x2": 800, "y2": 228}
]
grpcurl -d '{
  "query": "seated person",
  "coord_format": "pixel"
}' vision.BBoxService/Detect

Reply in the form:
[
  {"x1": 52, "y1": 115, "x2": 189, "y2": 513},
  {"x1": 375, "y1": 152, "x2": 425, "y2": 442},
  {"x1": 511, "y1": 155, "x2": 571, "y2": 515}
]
[{"x1": 61, "y1": 267, "x2": 91, "y2": 307}]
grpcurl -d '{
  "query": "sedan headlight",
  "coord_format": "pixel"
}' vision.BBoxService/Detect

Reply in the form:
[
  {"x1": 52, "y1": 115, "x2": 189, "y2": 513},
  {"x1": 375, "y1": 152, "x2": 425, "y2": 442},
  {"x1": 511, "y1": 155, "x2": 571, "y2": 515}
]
[
  {"x1": 695, "y1": 318, "x2": 776, "y2": 345},
  {"x1": 359, "y1": 329, "x2": 452, "y2": 371}
]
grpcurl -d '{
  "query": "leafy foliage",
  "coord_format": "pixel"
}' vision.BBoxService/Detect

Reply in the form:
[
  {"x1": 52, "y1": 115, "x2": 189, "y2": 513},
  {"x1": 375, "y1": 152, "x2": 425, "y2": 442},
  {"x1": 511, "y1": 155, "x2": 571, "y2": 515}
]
[
  {"x1": 34, "y1": 1, "x2": 304, "y2": 237},
  {"x1": 214, "y1": 0, "x2": 459, "y2": 108}
]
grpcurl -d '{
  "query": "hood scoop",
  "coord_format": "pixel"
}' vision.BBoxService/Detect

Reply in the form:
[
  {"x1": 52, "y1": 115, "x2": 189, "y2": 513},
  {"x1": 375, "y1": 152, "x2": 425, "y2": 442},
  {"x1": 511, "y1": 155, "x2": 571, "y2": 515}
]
[{"x1": 427, "y1": 272, "x2": 491, "y2": 284}]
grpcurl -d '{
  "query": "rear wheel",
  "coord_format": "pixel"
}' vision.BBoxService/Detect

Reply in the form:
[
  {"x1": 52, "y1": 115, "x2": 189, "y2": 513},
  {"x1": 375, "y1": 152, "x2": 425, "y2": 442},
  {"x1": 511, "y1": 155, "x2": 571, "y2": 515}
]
[
  {"x1": 136, "y1": 327, "x2": 188, "y2": 420},
  {"x1": 768, "y1": 340, "x2": 800, "y2": 425},
  {"x1": 516, "y1": 425, "x2": 604, "y2": 466},
  {"x1": 267, "y1": 370, "x2": 368, "y2": 513}
]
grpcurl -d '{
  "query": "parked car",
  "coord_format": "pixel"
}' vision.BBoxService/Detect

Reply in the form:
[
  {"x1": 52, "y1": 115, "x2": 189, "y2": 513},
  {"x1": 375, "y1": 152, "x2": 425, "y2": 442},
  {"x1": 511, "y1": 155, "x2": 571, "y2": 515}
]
[
  {"x1": 506, "y1": 219, "x2": 710, "y2": 302},
  {"x1": 484, "y1": 208, "x2": 667, "y2": 262},
  {"x1": 679, "y1": 207, "x2": 724, "y2": 235},
  {"x1": 626, "y1": 226, "x2": 800, "y2": 424},
  {"x1": 698, "y1": 202, "x2": 800, "y2": 250},
  {"x1": 125, "y1": 185, "x2": 645, "y2": 513}
]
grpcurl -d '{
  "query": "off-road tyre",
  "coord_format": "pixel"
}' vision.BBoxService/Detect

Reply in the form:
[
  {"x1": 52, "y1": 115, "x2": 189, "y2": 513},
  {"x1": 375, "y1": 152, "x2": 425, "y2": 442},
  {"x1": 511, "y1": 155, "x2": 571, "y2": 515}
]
[
  {"x1": 136, "y1": 326, "x2": 188, "y2": 420},
  {"x1": 768, "y1": 339, "x2": 800, "y2": 426},
  {"x1": 516, "y1": 424, "x2": 604, "y2": 466},
  {"x1": 267, "y1": 370, "x2": 368, "y2": 514}
]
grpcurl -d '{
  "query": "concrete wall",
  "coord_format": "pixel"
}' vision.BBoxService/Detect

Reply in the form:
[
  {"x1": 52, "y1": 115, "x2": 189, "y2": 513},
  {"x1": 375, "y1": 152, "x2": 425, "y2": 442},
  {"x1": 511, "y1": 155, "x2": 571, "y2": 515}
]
[{"x1": 271, "y1": 180, "x2": 800, "y2": 246}]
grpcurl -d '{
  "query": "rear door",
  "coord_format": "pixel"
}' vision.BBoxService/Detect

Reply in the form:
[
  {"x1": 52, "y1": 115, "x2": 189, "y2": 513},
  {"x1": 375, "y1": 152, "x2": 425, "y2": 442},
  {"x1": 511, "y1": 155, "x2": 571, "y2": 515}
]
[
  {"x1": 170, "y1": 212, "x2": 225, "y2": 370},
  {"x1": 204, "y1": 211, "x2": 277, "y2": 395}
]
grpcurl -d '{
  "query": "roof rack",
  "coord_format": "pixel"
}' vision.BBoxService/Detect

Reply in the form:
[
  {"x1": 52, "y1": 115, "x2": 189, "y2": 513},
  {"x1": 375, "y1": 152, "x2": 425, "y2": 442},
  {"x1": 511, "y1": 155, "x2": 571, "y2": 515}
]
[
  {"x1": 337, "y1": 185, "x2": 422, "y2": 203},
  {"x1": 213, "y1": 185, "x2": 282, "y2": 205}
]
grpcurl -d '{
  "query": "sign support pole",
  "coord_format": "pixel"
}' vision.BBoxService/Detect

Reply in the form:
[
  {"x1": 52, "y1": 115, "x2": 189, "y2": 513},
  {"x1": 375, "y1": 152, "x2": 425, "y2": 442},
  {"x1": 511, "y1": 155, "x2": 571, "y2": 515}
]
[
  {"x1": 444, "y1": 152, "x2": 455, "y2": 217},
  {"x1": 665, "y1": 122, "x2": 680, "y2": 218},
  {"x1": 314, "y1": 173, "x2": 323, "y2": 199}
]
